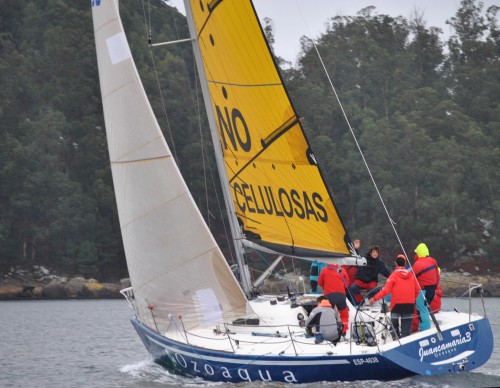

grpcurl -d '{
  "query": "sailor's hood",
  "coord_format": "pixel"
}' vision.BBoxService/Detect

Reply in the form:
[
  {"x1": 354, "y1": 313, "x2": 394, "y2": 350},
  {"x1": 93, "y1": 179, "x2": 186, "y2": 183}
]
[
  {"x1": 393, "y1": 267, "x2": 412, "y2": 279},
  {"x1": 414, "y1": 243, "x2": 429, "y2": 258}
]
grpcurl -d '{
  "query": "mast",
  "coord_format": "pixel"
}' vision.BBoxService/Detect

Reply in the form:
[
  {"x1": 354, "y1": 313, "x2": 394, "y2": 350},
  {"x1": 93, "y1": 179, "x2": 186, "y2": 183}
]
[{"x1": 183, "y1": 0, "x2": 252, "y2": 295}]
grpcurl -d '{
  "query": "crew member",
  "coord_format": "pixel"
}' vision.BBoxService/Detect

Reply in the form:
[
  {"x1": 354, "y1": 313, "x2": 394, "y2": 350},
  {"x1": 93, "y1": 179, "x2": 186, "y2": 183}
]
[
  {"x1": 318, "y1": 263, "x2": 349, "y2": 334},
  {"x1": 370, "y1": 256, "x2": 420, "y2": 338},
  {"x1": 305, "y1": 296, "x2": 342, "y2": 342},
  {"x1": 349, "y1": 246, "x2": 391, "y2": 305},
  {"x1": 413, "y1": 242, "x2": 440, "y2": 331}
]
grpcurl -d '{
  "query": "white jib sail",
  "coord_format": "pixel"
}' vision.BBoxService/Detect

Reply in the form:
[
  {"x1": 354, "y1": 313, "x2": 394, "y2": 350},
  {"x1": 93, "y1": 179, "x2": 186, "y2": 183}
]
[{"x1": 91, "y1": 0, "x2": 250, "y2": 332}]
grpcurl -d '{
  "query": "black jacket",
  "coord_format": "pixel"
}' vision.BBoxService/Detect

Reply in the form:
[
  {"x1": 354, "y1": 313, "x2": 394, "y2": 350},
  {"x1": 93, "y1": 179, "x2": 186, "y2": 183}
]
[{"x1": 354, "y1": 253, "x2": 391, "y2": 283}]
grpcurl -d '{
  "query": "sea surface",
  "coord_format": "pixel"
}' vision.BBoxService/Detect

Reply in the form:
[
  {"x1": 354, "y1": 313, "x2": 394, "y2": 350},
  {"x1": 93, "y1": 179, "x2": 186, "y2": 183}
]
[{"x1": 1, "y1": 297, "x2": 499, "y2": 388}]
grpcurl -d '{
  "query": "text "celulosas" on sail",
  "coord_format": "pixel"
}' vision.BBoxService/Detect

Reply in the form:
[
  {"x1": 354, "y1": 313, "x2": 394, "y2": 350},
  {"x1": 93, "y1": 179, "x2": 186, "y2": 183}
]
[{"x1": 233, "y1": 182, "x2": 327, "y2": 221}]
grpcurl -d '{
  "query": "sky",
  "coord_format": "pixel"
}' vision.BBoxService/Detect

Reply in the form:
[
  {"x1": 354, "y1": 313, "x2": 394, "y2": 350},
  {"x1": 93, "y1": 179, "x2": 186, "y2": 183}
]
[{"x1": 167, "y1": 0, "x2": 497, "y2": 66}]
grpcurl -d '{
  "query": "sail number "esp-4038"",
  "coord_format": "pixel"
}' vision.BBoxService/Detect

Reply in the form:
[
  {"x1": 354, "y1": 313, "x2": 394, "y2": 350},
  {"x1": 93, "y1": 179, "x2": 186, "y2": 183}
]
[{"x1": 352, "y1": 357, "x2": 379, "y2": 366}]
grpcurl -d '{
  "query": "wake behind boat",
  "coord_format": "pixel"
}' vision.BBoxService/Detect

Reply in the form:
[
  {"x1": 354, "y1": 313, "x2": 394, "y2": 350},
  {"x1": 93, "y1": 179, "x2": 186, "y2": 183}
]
[{"x1": 91, "y1": 0, "x2": 493, "y2": 383}]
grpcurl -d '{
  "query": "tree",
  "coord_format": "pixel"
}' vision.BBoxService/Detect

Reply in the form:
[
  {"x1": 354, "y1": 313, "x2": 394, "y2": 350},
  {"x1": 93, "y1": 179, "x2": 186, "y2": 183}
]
[{"x1": 284, "y1": 1, "x2": 499, "y2": 265}]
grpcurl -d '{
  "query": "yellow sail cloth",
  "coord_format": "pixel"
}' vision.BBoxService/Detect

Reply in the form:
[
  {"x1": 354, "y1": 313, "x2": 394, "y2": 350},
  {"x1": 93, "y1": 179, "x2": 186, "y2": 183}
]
[{"x1": 189, "y1": 0, "x2": 350, "y2": 256}]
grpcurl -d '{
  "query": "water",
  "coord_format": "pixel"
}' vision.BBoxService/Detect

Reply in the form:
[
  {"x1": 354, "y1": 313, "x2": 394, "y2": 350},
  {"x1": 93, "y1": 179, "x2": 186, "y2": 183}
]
[{"x1": 1, "y1": 298, "x2": 499, "y2": 387}]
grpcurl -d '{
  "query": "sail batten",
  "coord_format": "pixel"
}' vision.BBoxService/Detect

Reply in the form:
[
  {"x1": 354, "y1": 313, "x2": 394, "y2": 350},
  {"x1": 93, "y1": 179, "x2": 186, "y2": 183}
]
[
  {"x1": 111, "y1": 155, "x2": 171, "y2": 164},
  {"x1": 207, "y1": 79, "x2": 282, "y2": 88}
]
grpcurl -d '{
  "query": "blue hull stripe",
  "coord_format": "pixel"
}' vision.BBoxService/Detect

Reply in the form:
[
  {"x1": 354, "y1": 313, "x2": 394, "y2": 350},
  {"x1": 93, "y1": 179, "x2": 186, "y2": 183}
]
[{"x1": 431, "y1": 350, "x2": 474, "y2": 365}]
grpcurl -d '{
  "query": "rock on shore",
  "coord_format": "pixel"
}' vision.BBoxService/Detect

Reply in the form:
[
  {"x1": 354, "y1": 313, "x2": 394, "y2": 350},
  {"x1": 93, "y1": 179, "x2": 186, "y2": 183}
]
[
  {"x1": 1, "y1": 265, "x2": 499, "y2": 300},
  {"x1": 439, "y1": 270, "x2": 500, "y2": 297},
  {"x1": 261, "y1": 269, "x2": 500, "y2": 298},
  {"x1": 0, "y1": 266, "x2": 130, "y2": 300}
]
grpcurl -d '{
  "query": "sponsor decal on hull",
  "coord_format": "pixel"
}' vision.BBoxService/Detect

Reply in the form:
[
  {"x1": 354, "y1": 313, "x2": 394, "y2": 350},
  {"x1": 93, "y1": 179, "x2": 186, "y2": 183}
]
[
  {"x1": 145, "y1": 334, "x2": 354, "y2": 383},
  {"x1": 418, "y1": 331, "x2": 472, "y2": 362}
]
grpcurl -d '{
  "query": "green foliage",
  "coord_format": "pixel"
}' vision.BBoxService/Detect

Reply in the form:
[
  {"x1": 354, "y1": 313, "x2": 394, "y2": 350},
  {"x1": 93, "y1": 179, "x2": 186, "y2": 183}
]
[
  {"x1": 76, "y1": 241, "x2": 98, "y2": 277},
  {"x1": 285, "y1": 0, "x2": 499, "y2": 266}
]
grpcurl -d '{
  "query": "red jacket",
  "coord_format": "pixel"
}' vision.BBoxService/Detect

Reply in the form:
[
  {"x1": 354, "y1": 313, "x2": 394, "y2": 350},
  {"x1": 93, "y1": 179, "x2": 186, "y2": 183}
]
[
  {"x1": 373, "y1": 267, "x2": 419, "y2": 310},
  {"x1": 343, "y1": 265, "x2": 357, "y2": 286},
  {"x1": 318, "y1": 264, "x2": 348, "y2": 295},
  {"x1": 430, "y1": 284, "x2": 442, "y2": 312},
  {"x1": 413, "y1": 256, "x2": 440, "y2": 287}
]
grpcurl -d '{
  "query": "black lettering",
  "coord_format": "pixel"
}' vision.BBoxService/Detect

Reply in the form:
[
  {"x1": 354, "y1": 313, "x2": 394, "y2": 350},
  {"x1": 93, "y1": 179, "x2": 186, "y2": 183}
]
[
  {"x1": 215, "y1": 105, "x2": 252, "y2": 152},
  {"x1": 268, "y1": 187, "x2": 284, "y2": 217},
  {"x1": 233, "y1": 183, "x2": 246, "y2": 212},
  {"x1": 290, "y1": 189, "x2": 305, "y2": 219},
  {"x1": 242, "y1": 183, "x2": 255, "y2": 213},
  {"x1": 250, "y1": 185, "x2": 265, "y2": 214},
  {"x1": 312, "y1": 192, "x2": 327, "y2": 222},
  {"x1": 259, "y1": 186, "x2": 274, "y2": 214},
  {"x1": 303, "y1": 192, "x2": 319, "y2": 221},
  {"x1": 236, "y1": 185, "x2": 328, "y2": 223},
  {"x1": 278, "y1": 188, "x2": 294, "y2": 217},
  {"x1": 216, "y1": 105, "x2": 237, "y2": 150},
  {"x1": 232, "y1": 108, "x2": 251, "y2": 152}
]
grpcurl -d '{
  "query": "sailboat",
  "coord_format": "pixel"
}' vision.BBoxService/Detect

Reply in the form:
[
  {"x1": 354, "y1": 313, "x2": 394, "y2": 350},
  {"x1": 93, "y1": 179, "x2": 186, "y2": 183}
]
[{"x1": 91, "y1": 0, "x2": 493, "y2": 383}]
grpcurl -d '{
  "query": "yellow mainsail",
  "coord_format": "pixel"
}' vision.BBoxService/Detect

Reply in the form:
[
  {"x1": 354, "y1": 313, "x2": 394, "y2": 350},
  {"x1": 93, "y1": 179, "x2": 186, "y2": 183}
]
[{"x1": 190, "y1": 0, "x2": 351, "y2": 257}]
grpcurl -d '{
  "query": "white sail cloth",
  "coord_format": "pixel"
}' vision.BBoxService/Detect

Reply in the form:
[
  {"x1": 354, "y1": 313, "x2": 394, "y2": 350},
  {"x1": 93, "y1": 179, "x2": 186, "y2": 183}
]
[{"x1": 92, "y1": 0, "x2": 250, "y2": 331}]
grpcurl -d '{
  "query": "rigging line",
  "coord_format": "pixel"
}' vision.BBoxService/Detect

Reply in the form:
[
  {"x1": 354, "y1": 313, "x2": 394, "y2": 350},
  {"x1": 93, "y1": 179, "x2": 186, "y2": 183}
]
[
  {"x1": 184, "y1": 4, "x2": 249, "y2": 272},
  {"x1": 197, "y1": 58, "x2": 241, "y2": 163},
  {"x1": 203, "y1": 130, "x2": 238, "y2": 266},
  {"x1": 291, "y1": 0, "x2": 412, "y2": 264},
  {"x1": 193, "y1": 59, "x2": 211, "y2": 227},
  {"x1": 140, "y1": 0, "x2": 151, "y2": 46},
  {"x1": 141, "y1": 0, "x2": 179, "y2": 162},
  {"x1": 196, "y1": 0, "x2": 223, "y2": 39},
  {"x1": 148, "y1": 44, "x2": 179, "y2": 162},
  {"x1": 189, "y1": 45, "x2": 236, "y2": 264},
  {"x1": 159, "y1": 2, "x2": 230, "y2": 223},
  {"x1": 310, "y1": 40, "x2": 410, "y2": 261},
  {"x1": 170, "y1": 8, "x2": 205, "y2": 152},
  {"x1": 311, "y1": 36, "x2": 443, "y2": 337}
]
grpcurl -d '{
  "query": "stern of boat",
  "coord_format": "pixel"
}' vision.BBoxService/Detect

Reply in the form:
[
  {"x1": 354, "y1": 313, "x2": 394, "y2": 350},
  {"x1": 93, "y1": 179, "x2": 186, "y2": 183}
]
[{"x1": 381, "y1": 315, "x2": 493, "y2": 375}]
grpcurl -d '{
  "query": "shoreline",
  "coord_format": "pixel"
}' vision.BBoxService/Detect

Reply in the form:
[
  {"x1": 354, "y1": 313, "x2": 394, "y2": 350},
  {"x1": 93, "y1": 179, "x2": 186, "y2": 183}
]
[
  {"x1": 1, "y1": 269, "x2": 499, "y2": 300},
  {"x1": 0, "y1": 275, "x2": 128, "y2": 301}
]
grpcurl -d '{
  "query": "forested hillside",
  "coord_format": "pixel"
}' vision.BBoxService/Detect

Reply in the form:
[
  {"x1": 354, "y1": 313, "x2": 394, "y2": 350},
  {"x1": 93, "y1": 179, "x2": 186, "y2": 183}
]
[
  {"x1": 0, "y1": 0, "x2": 498, "y2": 281},
  {"x1": 283, "y1": 1, "x2": 499, "y2": 269}
]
